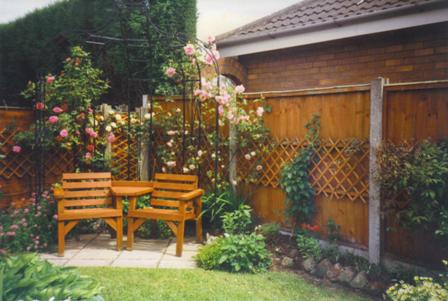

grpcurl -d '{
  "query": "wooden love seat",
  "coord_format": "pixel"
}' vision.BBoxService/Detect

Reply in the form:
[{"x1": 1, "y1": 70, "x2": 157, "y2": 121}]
[
  {"x1": 54, "y1": 172, "x2": 123, "y2": 256},
  {"x1": 127, "y1": 173, "x2": 203, "y2": 257}
]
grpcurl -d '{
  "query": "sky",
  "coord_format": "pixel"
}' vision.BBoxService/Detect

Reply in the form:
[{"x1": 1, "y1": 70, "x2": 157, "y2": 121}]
[{"x1": 0, "y1": 0, "x2": 299, "y2": 39}]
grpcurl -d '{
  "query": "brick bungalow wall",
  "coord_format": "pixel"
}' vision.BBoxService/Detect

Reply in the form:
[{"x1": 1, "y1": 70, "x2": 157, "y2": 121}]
[{"x1": 227, "y1": 22, "x2": 448, "y2": 91}]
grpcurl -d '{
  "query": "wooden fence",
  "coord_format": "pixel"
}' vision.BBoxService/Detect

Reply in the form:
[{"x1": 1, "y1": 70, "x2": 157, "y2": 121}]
[{"x1": 1, "y1": 79, "x2": 447, "y2": 266}]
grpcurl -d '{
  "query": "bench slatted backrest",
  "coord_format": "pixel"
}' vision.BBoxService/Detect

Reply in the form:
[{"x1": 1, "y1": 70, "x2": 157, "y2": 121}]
[
  {"x1": 151, "y1": 173, "x2": 198, "y2": 209},
  {"x1": 62, "y1": 173, "x2": 113, "y2": 208}
]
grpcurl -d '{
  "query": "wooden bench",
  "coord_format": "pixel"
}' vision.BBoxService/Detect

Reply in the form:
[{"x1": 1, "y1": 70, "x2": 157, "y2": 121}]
[
  {"x1": 127, "y1": 173, "x2": 203, "y2": 256},
  {"x1": 54, "y1": 172, "x2": 123, "y2": 256}
]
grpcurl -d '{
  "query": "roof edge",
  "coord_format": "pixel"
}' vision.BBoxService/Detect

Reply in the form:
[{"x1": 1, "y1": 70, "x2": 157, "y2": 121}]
[{"x1": 217, "y1": 0, "x2": 447, "y2": 49}]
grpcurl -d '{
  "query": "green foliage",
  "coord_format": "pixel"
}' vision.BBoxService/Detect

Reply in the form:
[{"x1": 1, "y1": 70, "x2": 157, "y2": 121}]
[
  {"x1": 17, "y1": 46, "x2": 119, "y2": 172},
  {"x1": 202, "y1": 188, "x2": 247, "y2": 230},
  {"x1": 326, "y1": 218, "x2": 341, "y2": 242},
  {"x1": 387, "y1": 260, "x2": 448, "y2": 301},
  {"x1": 257, "y1": 223, "x2": 281, "y2": 240},
  {"x1": 196, "y1": 233, "x2": 272, "y2": 273},
  {"x1": 280, "y1": 115, "x2": 320, "y2": 227},
  {"x1": 379, "y1": 141, "x2": 448, "y2": 238},
  {"x1": 0, "y1": 253, "x2": 104, "y2": 301},
  {"x1": 222, "y1": 204, "x2": 252, "y2": 235},
  {"x1": 0, "y1": 192, "x2": 56, "y2": 253},
  {"x1": 296, "y1": 234, "x2": 322, "y2": 261},
  {"x1": 0, "y1": 0, "x2": 197, "y2": 105},
  {"x1": 386, "y1": 277, "x2": 448, "y2": 301}
]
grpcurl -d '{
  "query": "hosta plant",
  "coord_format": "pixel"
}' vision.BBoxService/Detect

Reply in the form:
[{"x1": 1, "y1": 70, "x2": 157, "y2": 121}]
[{"x1": 0, "y1": 253, "x2": 104, "y2": 301}]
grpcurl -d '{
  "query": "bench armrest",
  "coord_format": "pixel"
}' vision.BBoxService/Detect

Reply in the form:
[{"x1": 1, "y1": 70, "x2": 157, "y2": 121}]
[
  {"x1": 53, "y1": 188, "x2": 64, "y2": 200},
  {"x1": 178, "y1": 189, "x2": 204, "y2": 201}
]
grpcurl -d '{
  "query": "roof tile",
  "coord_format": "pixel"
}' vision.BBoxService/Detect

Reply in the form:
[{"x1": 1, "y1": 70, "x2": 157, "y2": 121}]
[{"x1": 217, "y1": 0, "x2": 442, "y2": 45}]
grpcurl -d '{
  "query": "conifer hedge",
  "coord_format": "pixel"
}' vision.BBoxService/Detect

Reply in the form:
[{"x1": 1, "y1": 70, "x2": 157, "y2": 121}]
[{"x1": 0, "y1": 0, "x2": 197, "y2": 106}]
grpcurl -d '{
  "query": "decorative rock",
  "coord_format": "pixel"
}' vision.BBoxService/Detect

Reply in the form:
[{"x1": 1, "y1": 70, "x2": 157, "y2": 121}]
[
  {"x1": 302, "y1": 257, "x2": 316, "y2": 273},
  {"x1": 281, "y1": 256, "x2": 295, "y2": 268},
  {"x1": 368, "y1": 280, "x2": 385, "y2": 294},
  {"x1": 326, "y1": 263, "x2": 342, "y2": 282},
  {"x1": 350, "y1": 271, "x2": 369, "y2": 289},
  {"x1": 315, "y1": 258, "x2": 333, "y2": 278},
  {"x1": 288, "y1": 249, "x2": 299, "y2": 258},
  {"x1": 337, "y1": 266, "x2": 356, "y2": 284}
]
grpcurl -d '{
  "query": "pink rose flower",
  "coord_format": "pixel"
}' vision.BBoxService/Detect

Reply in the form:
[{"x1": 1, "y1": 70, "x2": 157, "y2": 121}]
[
  {"x1": 107, "y1": 133, "x2": 116, "y2": 143},
  {"x1": 12, "y1": 145, "x2": 22, "y2": 153},
  {"x1": 88, "y1": 107, "x2": 93, "y2": 113},
  {"x1": 184, "y1": 44, "x2": 195, "y2": 56},
  {"x1": 48, "y1": 116, "x2": 58, "y2": 123},
  {"x1": 165, "y1": 67, "x2": 176, "y2": 78},
  {"x1": 35, "y1": 102, "x2": 45, "y2": 110},
  {"x1": 46, "y1": 75, "x2": 55, "y2": 84},
  {"x1": 52, "y1": 106, "x2": 63, "y2": 114},
  {"x1": 85, "y1": 152, "x2": 92, "y2": 160},
  {"x1": 59, "y1": 129, "x2": 68, "y2": 138},
  {"x1": 218, "y1": 105, "x2": 224, "y2": 116},
  {"x1": 235, "y1": 85, "x2": 245, "y2": 94},
  {"x1": 256, "y1": 107, "x2": 265, "y2": 117},
  {"x1": 85, "y1": 128, "x2": 98, "y2": 138}
]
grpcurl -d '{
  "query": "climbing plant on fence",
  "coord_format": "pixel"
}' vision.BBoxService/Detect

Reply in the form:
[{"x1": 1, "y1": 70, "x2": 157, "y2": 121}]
[
  {"x1": 280, "y1": 114, "x2": 320, "y2": 229},
  {"x1": 379, "y1": 140, "x2": 448, "y2": 240}
]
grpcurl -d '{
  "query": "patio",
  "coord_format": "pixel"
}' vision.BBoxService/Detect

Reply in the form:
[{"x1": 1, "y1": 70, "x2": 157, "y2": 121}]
[{"x1": 40, "y1": 234, "x2": 200, "y2": 269}]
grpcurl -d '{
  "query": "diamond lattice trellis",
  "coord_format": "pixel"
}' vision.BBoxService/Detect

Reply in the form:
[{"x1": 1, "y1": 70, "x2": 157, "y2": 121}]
[{"x1": 237, "y1": 137, "x2": 370, "y2": 203}]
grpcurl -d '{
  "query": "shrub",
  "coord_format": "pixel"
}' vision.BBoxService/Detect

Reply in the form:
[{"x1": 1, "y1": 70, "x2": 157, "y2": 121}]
[
  {"x1": 296, "y1": 234, "x2": 322, "y2": 261},
  {"x1": 196, "y1": 233, "x2": 272, "y2": 273},
  {"x1": 257, "y1": 223, "x2": 281, "y2": 240},
  {"x1": 0, "y1": 191, "x2": 56, "y2": 253},
  {"x1": 202, "y1": 188, "x2": 246, "y2": 230},
  {"x1": 222, "y1": 204, "x2": 252, "y2": 235},
  {"x1": 0, "y1": 253, "x2": 104, "y2": 301},
  {"x1": 379, "y1": 141, "x2": 448, "y2": 237},
  {"x1": 386, "y1": 277, "x2": 448, "y2": 301}
]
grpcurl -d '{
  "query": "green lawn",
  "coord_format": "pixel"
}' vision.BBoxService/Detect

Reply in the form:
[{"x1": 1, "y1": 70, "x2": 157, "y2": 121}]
[{"x1": 79, "y1": 267, "x2": 370, "y2": 301}]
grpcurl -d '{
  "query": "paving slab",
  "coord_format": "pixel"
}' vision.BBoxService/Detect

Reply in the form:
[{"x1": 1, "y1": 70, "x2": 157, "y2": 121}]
[{"x1": 39, "y1": 234, "x2": 202, "y2": 268}]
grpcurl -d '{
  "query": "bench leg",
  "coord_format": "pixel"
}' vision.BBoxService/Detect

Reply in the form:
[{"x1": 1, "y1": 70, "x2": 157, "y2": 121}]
[
  {"x1": 58, "y1": 221, "x2": 65, "y2": 257},
  {"x1": 176, "y1": 221, "x2": 185, "y2": 257},
  {"x1": 195, "y1": 199, "x2": 203, "y2": 243},
  {"x1": 116, "y1": 217, "x2": 123, "y2": 251},
  {"x1": 127, "y1": 217, "x2": 134, "y2": 250}
]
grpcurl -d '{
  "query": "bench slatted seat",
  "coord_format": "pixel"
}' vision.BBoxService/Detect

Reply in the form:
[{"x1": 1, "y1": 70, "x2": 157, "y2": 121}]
[
  {"x1": 127, "y1": 173, "x2": 203, "y2": 257},
  {"x1": 55, "y1": 172, "x2": 122, "y2": 256}
]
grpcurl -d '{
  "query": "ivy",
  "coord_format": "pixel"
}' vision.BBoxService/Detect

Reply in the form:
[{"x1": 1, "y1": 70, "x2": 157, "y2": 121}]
[{"x1": 280, "y1": 114, "x2": 320, "y2": 229}]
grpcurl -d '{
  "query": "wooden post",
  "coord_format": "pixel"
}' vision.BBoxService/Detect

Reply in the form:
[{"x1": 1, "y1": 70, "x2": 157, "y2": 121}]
[
  {"x1": 368, "y1": 77, "x2": 384, "y2": 264},
  {"x1": 138, "y1": 95, "x2": 149, "y2": 180},
  {"x1": 229, "y1": 123, "x2": 237, "y2": 192}
]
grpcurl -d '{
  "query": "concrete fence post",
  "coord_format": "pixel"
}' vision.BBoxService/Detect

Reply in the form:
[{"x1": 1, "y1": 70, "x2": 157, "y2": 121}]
[{"x1": 368, "y1": 77, "x2": 385, "y2": 264}]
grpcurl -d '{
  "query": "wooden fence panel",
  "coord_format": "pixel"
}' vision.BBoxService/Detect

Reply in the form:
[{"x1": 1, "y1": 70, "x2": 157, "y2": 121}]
[
  {"x1": 244, "y1": 87, "x2": 371, "y2": 247},
  {"x1": 383, "y1": 82, "x2": 448, "y2": 266}
]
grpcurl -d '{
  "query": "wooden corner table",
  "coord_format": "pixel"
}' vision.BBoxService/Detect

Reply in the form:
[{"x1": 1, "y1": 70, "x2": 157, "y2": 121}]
[{"x1": 111, "y1": 181, "x2": 154, "y2": 245}]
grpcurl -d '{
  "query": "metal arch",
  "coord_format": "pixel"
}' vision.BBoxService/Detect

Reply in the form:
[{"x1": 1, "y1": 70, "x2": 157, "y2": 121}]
[{"x1": 82, "y1": 0, "x2": 222, "y2": 189}]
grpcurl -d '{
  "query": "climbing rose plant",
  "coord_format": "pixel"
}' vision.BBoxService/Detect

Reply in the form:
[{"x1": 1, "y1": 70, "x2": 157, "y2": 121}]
[
  {"x1": 16, "y1": 46, "x2": 119, "y2": 171},
  {"x1": 132, "y1": 37, "x2": 271, "y2": 189}
]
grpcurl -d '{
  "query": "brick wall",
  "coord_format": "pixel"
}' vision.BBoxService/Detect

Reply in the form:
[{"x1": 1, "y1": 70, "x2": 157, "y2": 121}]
[{"x1": 236, "y1": 22, "x2": 448, "y2": 91}]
